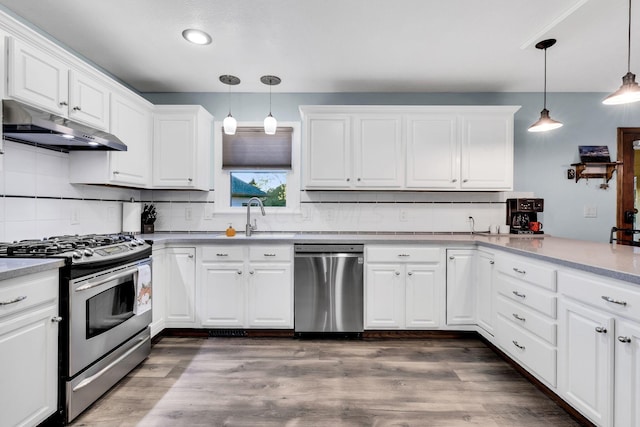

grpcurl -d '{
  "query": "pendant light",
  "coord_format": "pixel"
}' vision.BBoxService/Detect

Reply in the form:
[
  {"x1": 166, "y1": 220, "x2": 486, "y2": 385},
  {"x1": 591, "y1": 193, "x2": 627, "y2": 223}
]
[
  {"x1": 261, "y1": 75, "x2": 281, "y2": 135},
  {"x1": 603, "y1": 0, "x2": 640, "y2": 105},
  {"x1": 528, "y1": 39, "x2": 563, "y2": 133},
  {"x1": 219, "y1": 75, "x2": 240, "y2": 135}
]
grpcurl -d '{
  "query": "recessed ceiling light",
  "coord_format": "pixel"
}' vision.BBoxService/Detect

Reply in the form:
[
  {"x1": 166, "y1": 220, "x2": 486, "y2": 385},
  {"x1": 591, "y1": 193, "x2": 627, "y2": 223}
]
[{"x1": 182, "y1": 29, "x2": 212, "y2": 45}]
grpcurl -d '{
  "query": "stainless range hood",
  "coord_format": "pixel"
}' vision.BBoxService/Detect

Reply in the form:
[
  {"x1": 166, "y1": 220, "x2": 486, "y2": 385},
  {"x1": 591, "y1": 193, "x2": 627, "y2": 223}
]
[{"x1": 2, "y1": 99, "x2": 127, "y2": 151}]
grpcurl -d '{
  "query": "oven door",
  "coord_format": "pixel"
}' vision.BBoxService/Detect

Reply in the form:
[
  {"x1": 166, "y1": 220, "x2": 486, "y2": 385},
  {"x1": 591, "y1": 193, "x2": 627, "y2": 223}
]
[{"x1": 68, "y1": 257, "x2": 152, "y2": 377}]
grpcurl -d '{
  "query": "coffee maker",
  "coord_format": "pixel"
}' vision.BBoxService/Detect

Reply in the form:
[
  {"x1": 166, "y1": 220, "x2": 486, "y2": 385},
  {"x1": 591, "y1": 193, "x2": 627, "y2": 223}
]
[{"x1": 506, "y1": 198, "x2": 544, "y2": 234}]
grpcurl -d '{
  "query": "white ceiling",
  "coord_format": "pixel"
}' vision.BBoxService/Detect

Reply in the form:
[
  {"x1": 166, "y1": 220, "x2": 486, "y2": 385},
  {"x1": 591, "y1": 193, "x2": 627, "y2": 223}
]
[{"x1": 0, "y1": 0, "x2": 635, "y2": 94}]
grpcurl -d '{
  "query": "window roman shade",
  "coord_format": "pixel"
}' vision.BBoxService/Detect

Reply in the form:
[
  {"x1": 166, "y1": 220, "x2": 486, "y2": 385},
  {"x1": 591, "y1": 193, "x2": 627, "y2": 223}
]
[{"x1": 222, "y1": 127, "x2": 292, "y2": 169}]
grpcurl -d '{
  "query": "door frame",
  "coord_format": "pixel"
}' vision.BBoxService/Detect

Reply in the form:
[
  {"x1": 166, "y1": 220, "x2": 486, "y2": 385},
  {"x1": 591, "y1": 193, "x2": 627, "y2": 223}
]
[{"x1": 616, "y1": 127, "x2": 640, "y2": 238}]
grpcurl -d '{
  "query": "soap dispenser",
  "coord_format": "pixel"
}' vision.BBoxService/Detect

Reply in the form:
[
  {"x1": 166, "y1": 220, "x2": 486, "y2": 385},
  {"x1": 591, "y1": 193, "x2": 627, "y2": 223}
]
[{"x1": 225, "y1": 223, "x2": 236, "y2": 237}]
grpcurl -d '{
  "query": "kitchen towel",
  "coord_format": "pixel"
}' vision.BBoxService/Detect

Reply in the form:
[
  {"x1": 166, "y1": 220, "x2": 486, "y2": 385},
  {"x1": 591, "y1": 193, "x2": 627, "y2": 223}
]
[
  {"x1": 134, "y1": 264, "x2": 152, "y2": 315},
  {"x1": 122, "y1": 202, "x2": 142, "y2": 234}
]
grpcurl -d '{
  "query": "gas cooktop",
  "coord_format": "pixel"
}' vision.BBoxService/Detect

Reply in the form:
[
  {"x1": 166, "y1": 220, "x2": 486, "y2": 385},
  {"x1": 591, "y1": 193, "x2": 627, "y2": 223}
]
[{"x1": 0, "y1": 234, "x2": 149, "y2": 264}]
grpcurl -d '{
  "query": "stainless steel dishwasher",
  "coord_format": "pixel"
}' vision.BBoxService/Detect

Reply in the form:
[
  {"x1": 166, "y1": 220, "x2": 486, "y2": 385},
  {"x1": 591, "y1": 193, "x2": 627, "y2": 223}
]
[{"x1": 294, "y1": 244, "x2": 364, "y2": 336}]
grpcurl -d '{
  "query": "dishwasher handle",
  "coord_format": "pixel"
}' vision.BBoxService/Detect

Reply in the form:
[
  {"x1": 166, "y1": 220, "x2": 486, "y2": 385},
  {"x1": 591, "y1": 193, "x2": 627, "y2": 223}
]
[{"x1": 295, "y1": 252, "x2": 363, "y2": 258}]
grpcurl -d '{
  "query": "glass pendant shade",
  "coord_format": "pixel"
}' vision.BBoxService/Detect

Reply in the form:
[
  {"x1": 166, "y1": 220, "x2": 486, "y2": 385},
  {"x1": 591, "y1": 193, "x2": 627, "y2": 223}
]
[
  {"x1": 603, "y1": 72, "x2": 640, "y2": 105},
  {"x1": 223, "y1": 113, "x2": 237, "y2": 135},
  {"x1": 264, "y1": 113, "x2": 277, "y2": 135},
  {"x1": 528, "y1": 109, "x2": 563, "y2": 132}
]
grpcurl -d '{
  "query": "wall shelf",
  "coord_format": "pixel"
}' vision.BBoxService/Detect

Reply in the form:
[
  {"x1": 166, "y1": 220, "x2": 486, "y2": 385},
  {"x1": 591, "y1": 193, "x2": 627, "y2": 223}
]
[{"x1": 570, "y1": 162, "x2": 621, "y2": 183}]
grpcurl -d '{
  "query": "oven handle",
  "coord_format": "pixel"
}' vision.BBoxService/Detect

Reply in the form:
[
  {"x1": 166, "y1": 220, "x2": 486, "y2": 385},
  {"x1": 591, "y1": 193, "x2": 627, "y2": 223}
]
[
  {"x1": 72, "y1": 333, "x2": 150, "y2": 392},
  {"x1": 74, "y1": 265, "x2": 143, "y2": 292}
]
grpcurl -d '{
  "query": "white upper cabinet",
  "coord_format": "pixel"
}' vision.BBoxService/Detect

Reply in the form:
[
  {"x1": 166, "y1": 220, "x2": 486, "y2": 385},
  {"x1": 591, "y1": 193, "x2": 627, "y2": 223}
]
[
  {"x1": 460, "y1": 113, "x2": 514, "y2": 190},
  {"x1": 153, "y1": 105, "x2": 212, "y2": 190},
  {"x1": 69, "y1": 91, "x2": 153, "y2": 187},
  {"x1": 300, "y1": 105, "x2": 519, "y2": 191},
  {"x1": 353, "y1": 115, "x2": 403, "y2": 188},
  {"x1": 7, "y1": 38, "x2": 110, "y2": 130},
  {"x1": 406, "y1": 114, "x2": 458, "y2": 189}
]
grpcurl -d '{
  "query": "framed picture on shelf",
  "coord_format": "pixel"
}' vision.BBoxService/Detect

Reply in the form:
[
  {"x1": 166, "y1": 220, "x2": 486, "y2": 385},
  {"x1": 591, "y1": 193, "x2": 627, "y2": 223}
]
[{"x1": 578, "y1": 145, "x2": 611, "y2": 163}]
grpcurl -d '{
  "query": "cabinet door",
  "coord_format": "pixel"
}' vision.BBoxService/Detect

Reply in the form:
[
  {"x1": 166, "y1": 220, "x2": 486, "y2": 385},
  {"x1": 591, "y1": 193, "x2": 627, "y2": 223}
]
[
  {"x1": 405, "y1": 114, "x2": 459, "y2": 189},
  {"x1": 460, "y1": 113, "x2": 513, "y2": 190},
  {"x1": 476, "y1": 250, "x2": 495, "y2": 335},
  {"x1": 0, "y1": 304, "x2": 58, "y2": 427},
  {"x1": 247, "y1": 263, "x2": 293, "y2": 328},
  {"x1": 353, "y1": 115, "x2": 403, "y2": 188},
  {"x1": 365, "y1": 263, "x2": 404, "y2": 329},
  {"x1": 199, "y1": 262, "x2": 245, "y2": 327},
  {"x1": 165, "y1": 247, "x2": 197, "y2": 326},
  {"x1": 558, "y1": 298, "x2": 614, "y2": 427},
  {"x1": 68, "y1": 69, "x2": 110, "y2": 130},
  {"x1": 7, "y1": 37, "x2": 69, "y2": 115},
  {"x1": 153, "y1": 113, "x2": 197, "y2": 188},
  {"x1": 614, "y1": 320, "x2": 640, "y2": 427},
  {"x1": 446, "y1": 249, "x2": 477, "y2": 325},
  {"x1": 304, "y1": 115, "x2": 352, "y2": 188},
  {"x1": 109, "y1": 93, "x2": 152, "y2": 186},
  {"x1": 405, "y1": 263, "x2": 442, "y2": 329}
]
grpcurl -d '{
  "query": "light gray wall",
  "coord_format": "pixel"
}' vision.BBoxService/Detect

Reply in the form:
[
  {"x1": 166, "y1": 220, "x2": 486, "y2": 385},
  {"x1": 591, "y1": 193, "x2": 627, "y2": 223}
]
[{"x1": 143, "y1": 91, "x2": 640, "y2": 242}]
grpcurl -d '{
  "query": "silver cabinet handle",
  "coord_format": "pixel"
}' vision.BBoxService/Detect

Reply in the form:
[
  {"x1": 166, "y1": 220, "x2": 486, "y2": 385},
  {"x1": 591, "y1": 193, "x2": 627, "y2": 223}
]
[
  {"x1": 216, "y1": 253, "x2": 228, "y2": 257},
  {"x1": 451, "y1": 179, "x2": 457, "y2": 183},
  {"x1": 113, "y1": 171, "x2": 120, "y2": 175},
  {"x1": 513, "y1": 268, "x2": 526, "y2": 274},
  {"x1": 249, "y1": 271, "x2": 254, "y2": 275},
  {"x1": 188, "y1": 178, "x2": 193, "y2": 182},
  {"x1": 59, "y1": 101, "x2": 68, "y2": 106},
  {"x1": 407, "y1": 271, "x2": 413, "y2": 276},
  {"x1": 263, "y1": 253, "x2": 276, "y2": 257},
  {"x1": 51, "y1": 316, "x2": 63, "y2": 323},
  {"x1": 489, "y1": 260, "x2": 495, "y2": 265},
  {"x1": 188, "y1": 254, "x2": 194, "y2": 259},
  {"x1": 618, "y1": 336, "x2": 632, "y2": 343},
  {"x1": 595, "y1": 326, "x2": 607, "y2": 334},
  {"x1": 601, "y1": 296, "x2": 627, "y2": 306},
  {"x1": 357, "y1": 178, "x2": 361, "y2": 182},
  {"x1": 512, "y1": 313, "x2": 526, "y2": 322},
  {"x1": 512, "y1": 290, "x2": 526, "y2": 298},
  {"x1": 346, "y1": 178, "x2": 350, "y2": 182},
  {"x1": 512, "y1": 340, "x2": 525, "y2": 350},
  {"x1": 237, "y1": 270, "x2": 243, "y2": 275},
  {"x1": 462, "y1": 179, "x2": 468, "y2": 183},
  {"x1": 73, "y1": 106, "x2": 82, "y2": 111},
  {"x1": 398, "y1": 254, "x2": 410, "y2": 257},
  {"x1": 395, "y1": 271, "x2": 401, "y2": 276},
  {"x1": 449, "y1": 256, "x2": 455, "y2": 260},
  {"x1": 0, "y1": 295, "x2": 27, "y2": 306}
]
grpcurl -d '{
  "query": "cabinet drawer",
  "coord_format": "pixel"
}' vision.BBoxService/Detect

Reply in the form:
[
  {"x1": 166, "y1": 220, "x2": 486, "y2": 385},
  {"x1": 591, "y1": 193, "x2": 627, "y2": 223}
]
[
  {"x1": 201, "y1": 246, "x2": 245, "y2": 261},
  {"x1": 366, "y1": 246, "x2": 441, "y2": 263},
  {"x1": 249, "y1": 245, "x2": 292, "y2": 262},
  {"x1": 496, "y1": 295, "x2": 556, "y2": 345},
  {"x1": 495, "y1": 253, "x2": 556, "y2": 291},
  {"x1": 496, "y1": 314, "x2": 557, "y2": 387},
  {"x1": 496, "y1": 274, "x2": 556, "y2": 318},
  {"x1": 558, "y1": 269, "x2": 640, "y2": 323},
  {"x1": 0, "y1": 271, "x2": 58, "y2": 319}
]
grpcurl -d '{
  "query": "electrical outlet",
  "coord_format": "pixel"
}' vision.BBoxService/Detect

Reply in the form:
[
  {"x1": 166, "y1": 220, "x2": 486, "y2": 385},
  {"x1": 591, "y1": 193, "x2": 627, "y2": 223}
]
[
  {"x1": 204, "y1": 205, "x2": 214, "y2": 220},
  {"x1": 185, "y1": 207, "x2": 193, "y2": 221},
  {"x1": 584, "y1": 206, "x2": 598, "y2": 218},
  {"x1": 399, "y1": 210, "x2": 408, "y2": 222},
  {"x1": 70, "y1": 208, "x2": 80, "y2": 225}
]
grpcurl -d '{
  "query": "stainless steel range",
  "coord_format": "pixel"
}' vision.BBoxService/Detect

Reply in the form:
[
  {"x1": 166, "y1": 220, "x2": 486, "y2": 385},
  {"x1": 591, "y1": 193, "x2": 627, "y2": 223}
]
[{"x1": 0, "y1": 234, "x2": 152, "y2": 424}]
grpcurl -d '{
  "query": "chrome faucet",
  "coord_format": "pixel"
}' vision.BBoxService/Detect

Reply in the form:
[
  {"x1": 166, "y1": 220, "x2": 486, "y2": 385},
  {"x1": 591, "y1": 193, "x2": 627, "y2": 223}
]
[{"x1": 245, "y1": 197, "x2": 266, "y2": 236}]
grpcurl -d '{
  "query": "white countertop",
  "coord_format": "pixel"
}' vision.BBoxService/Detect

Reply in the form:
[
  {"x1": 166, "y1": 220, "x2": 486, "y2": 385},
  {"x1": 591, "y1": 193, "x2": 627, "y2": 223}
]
[
  {"x1": 142, "y1": 232, "x2": 640, "y2": 285},
  {"x1": 0, "y1": 258, "x2": 65, "y2": 282}
]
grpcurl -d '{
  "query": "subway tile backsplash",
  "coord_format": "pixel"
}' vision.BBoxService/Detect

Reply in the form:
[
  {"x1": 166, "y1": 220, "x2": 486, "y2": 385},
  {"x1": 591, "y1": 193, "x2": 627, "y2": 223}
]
[{"x1": 0, "y1": 139, "x2": 534, "y2": 241}]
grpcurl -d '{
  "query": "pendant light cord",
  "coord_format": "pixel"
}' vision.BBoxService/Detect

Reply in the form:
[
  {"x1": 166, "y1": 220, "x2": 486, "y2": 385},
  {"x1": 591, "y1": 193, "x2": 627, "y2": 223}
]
[
  {"x1": 543, "y1": 46, "x2": 548, "y2": 109},
  {"x1": 269, "y1": 80, "x2": 272, "y2": 115},
  {"x1": 227, "y1": 83, "x2": 232, "y2": 115},
  {"x1": 628, "y1": 0, "x2": 633, "y2": 73}
]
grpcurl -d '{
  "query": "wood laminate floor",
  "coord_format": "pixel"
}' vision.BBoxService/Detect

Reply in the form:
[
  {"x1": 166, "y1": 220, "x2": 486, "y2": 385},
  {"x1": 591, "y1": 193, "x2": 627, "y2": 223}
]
[{"x1": 70, "y1": 337, "x2": 582, "y2": 427}]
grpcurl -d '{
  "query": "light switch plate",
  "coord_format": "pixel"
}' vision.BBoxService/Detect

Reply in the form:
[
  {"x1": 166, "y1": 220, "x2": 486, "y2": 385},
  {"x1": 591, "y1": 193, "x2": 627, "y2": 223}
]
[{"x1": 584, "y1": 205, "x2": 598, "y2": 218}]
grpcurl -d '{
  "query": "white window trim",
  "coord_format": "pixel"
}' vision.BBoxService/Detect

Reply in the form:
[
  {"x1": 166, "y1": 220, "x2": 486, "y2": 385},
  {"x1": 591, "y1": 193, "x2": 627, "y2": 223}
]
[{"x1": 213, "y1": 121, "x2": 301, "y2": 214}]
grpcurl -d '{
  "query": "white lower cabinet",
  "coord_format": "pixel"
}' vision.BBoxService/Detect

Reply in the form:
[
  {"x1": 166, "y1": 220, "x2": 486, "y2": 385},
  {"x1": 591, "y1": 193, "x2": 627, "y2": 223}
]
[
  {"x1": 476, "y1": 249, "x2": 495, "y2": 335},
  {"x1": 0, "y1": 270, "x2": 59, "y2": 427},
  {"x1": 365, "y1": 246, "x2": 444, "y2": 329},
  {"x1": 164, "y1": 247, "x2": 197, "y2": 327},
  {"x1": 198, "y1": 245, "x2": 293, "y2": 329},
  {"x1": 558, "y1": 269, "x2": 640, "y2": 427},
  {"x1": 446, "y1": 249, "x2": 476, "y2": 325},
  {"x1": 615, "y1": 320, "x2": 640, "y2": 427}
]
